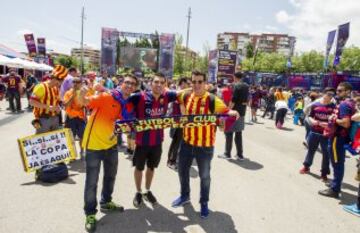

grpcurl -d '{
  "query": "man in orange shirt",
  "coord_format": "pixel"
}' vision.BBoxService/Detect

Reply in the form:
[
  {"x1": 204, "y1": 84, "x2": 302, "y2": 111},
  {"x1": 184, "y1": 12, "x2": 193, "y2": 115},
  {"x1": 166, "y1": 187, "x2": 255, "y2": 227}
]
[
  {"x1": 172, "y1": 70, "x2": 239, "y2": 218},
  {"x1": 79, "y1": 75, "x2": 138, "y2": 232},
  {"x1": 63, "y1": 77, "x2": 86, "y2": 159}
]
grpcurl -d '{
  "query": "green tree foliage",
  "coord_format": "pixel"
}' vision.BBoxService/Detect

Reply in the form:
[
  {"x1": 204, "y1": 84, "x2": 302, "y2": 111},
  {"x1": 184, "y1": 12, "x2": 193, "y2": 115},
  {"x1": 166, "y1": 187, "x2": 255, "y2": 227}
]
[
  {"x1": 240, "y1": 46, "x2": 360, "y2": 73},
  {"x1": 54, "y1": 55, "x2": 79, "y2": 69},
  {"x1": 245, "y1": 42, "x2": 254, "y2": 59}
]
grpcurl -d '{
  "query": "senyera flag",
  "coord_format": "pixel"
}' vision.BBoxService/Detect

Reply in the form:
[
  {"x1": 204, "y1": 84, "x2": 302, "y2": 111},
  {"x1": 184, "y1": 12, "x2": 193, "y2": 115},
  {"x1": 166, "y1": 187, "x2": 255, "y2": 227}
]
[{"x1": 333, "y1": 22, "x2": 350, "y2": 66}]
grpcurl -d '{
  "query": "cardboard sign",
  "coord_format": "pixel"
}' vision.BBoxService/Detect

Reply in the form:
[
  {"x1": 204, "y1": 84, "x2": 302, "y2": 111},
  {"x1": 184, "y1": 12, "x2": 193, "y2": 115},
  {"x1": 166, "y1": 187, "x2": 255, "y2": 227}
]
[{"x1": 17, "y1": 129, "x2": 77, "y2": 173}]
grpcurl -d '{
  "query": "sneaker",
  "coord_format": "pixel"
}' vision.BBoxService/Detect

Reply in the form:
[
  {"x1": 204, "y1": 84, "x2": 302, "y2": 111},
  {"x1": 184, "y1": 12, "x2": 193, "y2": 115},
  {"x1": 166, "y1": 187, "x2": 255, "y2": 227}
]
[
  {"x1": 343, "y1": 204, "x2": 360, "y2": 217},
  {"x1": 236, "y1": 156, "x2": 245, "y2": 161},
  {"x1": 85, "y1": 215, "x2": 96, "y2": 232},
  {"x1": 143, "y1": 191, "x2": 158, "y2": 205},
  {"x1": 133, "y1": 192, "x2": 143, "y2": 208},
  {"x1": 318, "y1": 188, "x2": 339, "y2": 198},
  {"x1": 100, "y1": 201, "x2": 124, "y2": 212},
  {"x1": 200, "y1": 203, "x2": 209, "y2": 218},
  {"x1": 172, "y1": 196, "x2": 190, "y2": 208},
  {"x1": 218, "y1": 154, "x2": 231, "y2": 160},
  {"x1": 167, "y1": 163, "x2": 177, "y2": 170},
  {"x1": 320, "y1": 175, "x2": 328, "y2": 182},
  {"x1": 299, "y1": 166, "x2": 310, "y2": 174}
]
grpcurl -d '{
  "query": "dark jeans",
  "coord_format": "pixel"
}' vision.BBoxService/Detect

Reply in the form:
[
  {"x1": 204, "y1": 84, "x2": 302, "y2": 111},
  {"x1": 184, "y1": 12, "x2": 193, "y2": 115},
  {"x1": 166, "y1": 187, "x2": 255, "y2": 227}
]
[
  {"x1": 275, "y1": 108, "x2": 287, "y2": 126},
  {"x1": 178, "y1": 142, "x2": 213, "y2": 204},
  {"x1": 328, "y1": 136, "x2": 346, "y2": 193},
  {"x1": 262, "y1": 105, "x2": 275, "y2": 119},
  {"x1": 84, "y1": 146, "x2": 118, "y2": 215},
  {"x1": 303, "y1": 131, "x2": 330, "y2": 176},
  {"x1": 65, "y1": 117, "x2": 86, "y2": 138},
  {"x1": 224, "y1": 131, "x2": 243, "y2": 157},
  {"x1": 167, "y1": 128, "x2": 183, "y2": 164},
  {"x1": 8, "y1": 91, "x2": 21, "y2": 112}
]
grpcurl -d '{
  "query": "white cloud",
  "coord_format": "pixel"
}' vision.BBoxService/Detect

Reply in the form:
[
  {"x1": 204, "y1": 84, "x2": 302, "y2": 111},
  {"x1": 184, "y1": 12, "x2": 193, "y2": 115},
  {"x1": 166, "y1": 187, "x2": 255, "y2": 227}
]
[
  {"x1": 16, "y1": 29, "x2": 33, "y2": 35},
  {"x1": 277, "y1": 0, "x2": 360, "y2": 52},
  {"x1": 276, "y1": 10, "x2": 292, "y2": 24}
]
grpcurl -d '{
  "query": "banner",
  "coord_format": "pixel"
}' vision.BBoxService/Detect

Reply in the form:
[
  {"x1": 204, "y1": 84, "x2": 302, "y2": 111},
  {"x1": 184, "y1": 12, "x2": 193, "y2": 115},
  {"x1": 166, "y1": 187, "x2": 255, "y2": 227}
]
[
  {"x1": 208, "y1": 50, "x2": 218, "y2": 83},
  {"x1": 24, "y1": 34, "x2": 37, "y2": 57},
  {"x1": 158, "y1": 33, "x2": 175, "y2": 78},
  {"x1": 334, "y1": 22, "x2": 350, "y2": 66},
  {"x1": 17, "y1": 129, "x2": 77, "y2": 172},
  {"x1": 120, "y1": 47, "x2": 158, "y2": 71},
  {"x1": 115, "y1": 114, "x2": 234, "y2": 133},
  {"x1": 119, "y1": 31, "x2": 157, "y2": 40},
  {"x1": 217, "y1": 50, "x2": 237, "y2": 76},
  {"x1": 37, "y1": 38, "x2": 46, "y2": 57},
  {"x1": 324, "y1": 30, "x2": 336, "y2": 68},
  {"x1": 101, "y1": 27, "x2": 119, "y2": 75}
]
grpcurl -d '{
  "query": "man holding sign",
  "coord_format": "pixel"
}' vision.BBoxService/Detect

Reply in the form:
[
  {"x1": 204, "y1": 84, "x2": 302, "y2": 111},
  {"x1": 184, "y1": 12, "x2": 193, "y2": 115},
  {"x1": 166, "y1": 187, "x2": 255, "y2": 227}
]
[
  {"x1": 172, "y1": 70, "x2": 239, "y2": 218},
  {"x1": 79, "y1": 75, "x2": 138, "y2": 232}
]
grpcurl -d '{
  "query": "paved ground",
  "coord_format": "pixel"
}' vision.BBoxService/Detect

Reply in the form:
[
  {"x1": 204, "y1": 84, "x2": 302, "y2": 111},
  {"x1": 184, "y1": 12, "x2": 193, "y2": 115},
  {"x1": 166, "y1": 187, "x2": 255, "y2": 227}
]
[{"x1": 0, "y1": 100, "x2": 359, "y2": 233}]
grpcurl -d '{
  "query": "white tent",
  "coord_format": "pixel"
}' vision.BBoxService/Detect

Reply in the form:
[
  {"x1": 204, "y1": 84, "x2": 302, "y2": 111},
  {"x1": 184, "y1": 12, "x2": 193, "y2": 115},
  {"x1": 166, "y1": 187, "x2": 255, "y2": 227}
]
[
  {"x1": 6, "y1": 57, "x2": 26, "y2": 68},
  {"x1": 0, "y1": 55, "x2": 12, "y2": 65},
  {"x1": 37, "y1": 63, "x2": 53, "y2": 71}
]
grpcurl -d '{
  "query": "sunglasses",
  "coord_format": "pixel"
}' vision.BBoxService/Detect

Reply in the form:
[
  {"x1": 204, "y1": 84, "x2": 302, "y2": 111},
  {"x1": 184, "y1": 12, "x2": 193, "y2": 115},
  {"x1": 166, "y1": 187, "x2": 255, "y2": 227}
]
[
  {"x1": 191, "y1": 80, "x2": 204, "y2": 85},
  {"x1": 124, "y1": 81, "x2": 137, "y2": 86},
  {"x1": 336, "y1": 89, "x2": 345, "y2": 93},
  {"x1": 153, "y1": 80, "x2": 166, "y2": 85}
]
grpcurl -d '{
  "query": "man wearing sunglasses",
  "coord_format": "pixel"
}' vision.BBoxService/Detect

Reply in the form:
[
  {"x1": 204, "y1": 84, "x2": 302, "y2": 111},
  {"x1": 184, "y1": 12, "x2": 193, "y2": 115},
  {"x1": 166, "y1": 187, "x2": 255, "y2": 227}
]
[
  {"x1": 30, "y1": 65, "x2": 68, "y2": 134},
  {"x1": 299, "y1": 87, "x2": 336, "y2": 181},
  {"x1": 63, "y1": 77, "x2": 87, "y2": 160},
  {"x1": 319, "y1": 82, "x2": 356, "y2": 198},
  {"x1": 79, "y1": 74, "x2": 138, "y2": 232},
  {"x1": 172, "y1": 70, "x2": 239, "y2": 218}
]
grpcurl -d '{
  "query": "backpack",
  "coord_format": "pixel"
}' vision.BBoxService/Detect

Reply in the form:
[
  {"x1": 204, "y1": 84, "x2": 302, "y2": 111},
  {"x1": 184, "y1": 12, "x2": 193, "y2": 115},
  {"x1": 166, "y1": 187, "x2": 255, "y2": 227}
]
[
  {"x1": 182, "y1": 91, "x2": 216, "y2": 114},
  {"x1": 37, "y1": 163, "x2": 69, "y2": 183}
]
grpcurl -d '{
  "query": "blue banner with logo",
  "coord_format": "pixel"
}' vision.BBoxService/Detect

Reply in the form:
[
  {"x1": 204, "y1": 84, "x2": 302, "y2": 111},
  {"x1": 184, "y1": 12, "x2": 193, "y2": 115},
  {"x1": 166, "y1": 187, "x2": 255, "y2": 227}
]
[
  {"x1": 208, "y1": 50, "x2": 218, "y2": 83},
  {"x1": 324, "y1": 30, "x2": 336, "y2": 68},
  {"x1": 333, "y1": 22, "x2": 350, "y2": 66},
  {"x1": 159, "y1": 33, "x2": 175, "y2": 78}
]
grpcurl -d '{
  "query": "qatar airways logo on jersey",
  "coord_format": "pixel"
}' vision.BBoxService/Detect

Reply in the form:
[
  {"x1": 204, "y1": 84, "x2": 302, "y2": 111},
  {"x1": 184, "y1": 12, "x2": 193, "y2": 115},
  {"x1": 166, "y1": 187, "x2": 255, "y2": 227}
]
[
  {"x1": 314, "y1": 112, "x2": 332, "y2": 120},
  {"x1": 146, "y1": 107, "x2": 165, "y2": 117}
]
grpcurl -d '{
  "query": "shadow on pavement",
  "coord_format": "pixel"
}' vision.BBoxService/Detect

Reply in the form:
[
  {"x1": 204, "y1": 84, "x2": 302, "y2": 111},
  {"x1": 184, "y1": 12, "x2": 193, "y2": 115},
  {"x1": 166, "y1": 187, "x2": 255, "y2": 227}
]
[
  {"x1": 280, "y1": 127, "x2": 294, "y2": 131},
  {"x1": 20, "y1": 174, "x2": 78, "y2": 186},
  {"x1": 228, "y1": 158, "x2": 263, "y2": 170},
  {"x1": 68, "y1": 160, "x2": 86, "y2": 173},
  {"x1": 308, "y1": 172, "x2": 358, "y2": 192},
  {"x1": 96, "y1": 203, "x2": 236, "y2": 233},
  {"x1": 339, "y1": 191, "x2": 358, "y2": 205}
]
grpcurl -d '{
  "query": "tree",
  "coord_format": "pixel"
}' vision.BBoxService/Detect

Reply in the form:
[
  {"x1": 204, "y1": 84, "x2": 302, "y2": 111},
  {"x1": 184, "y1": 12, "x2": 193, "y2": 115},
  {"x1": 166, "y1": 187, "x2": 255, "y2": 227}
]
[
  {"x1": 338, "y1": 46, "x2": 360, "y2": 71},
  {"x1": 174, "y1": 34, "x2": 185, "y2": 75},
  {"x1": 54, "y1": 55, "x2": 79, "y2": 69},
  {"x1": 245, "y1": 42, "x2": 254, "y2": 59}
]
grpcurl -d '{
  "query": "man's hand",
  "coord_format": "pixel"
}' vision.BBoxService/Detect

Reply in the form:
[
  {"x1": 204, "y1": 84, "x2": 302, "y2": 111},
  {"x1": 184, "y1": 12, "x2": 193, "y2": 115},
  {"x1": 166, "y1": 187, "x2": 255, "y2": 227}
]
[
  {"x1": 49, "y1": 105, "x2": 61, "y2": 113},
  {"x1": 228, "y1": 110, "x2": 240, "y2": 120}
]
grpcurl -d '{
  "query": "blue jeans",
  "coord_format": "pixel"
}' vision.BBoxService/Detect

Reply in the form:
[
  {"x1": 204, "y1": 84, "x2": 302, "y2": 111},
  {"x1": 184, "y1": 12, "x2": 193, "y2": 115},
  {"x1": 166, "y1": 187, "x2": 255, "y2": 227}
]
[
  {"x1": 303, "y1": 131, "x2": 330, "y2": 176},
  {"x1": 84, "y1": 146, "x2": 118, "y2": 215},
  {"x1": 328, "y1": 136, "x2": 346, "y2": 192},
  {"x1": 178, "y1": 142, "x2": 214, "y2": 204}
]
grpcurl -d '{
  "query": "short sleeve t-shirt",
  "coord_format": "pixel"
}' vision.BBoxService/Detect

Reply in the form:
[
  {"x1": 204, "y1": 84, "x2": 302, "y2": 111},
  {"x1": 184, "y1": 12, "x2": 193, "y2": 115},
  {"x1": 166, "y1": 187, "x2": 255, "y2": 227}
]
[
  {"x1": 127, "y1": 90, "x2": 177, "y2": 146},
  {"x1": 63, "y1": 89, "x2": 86, "y2": 120},
  {"x1": 82, "y1": 92, "x2": 122, "y2": 150},
  {"x1": 3, "y1": 75, "x2": 21, "y2": 92},
  {"x1": 309, "y1": 102, "x2": 336, "y2": 134},
  {"x1": 335, "y1": 99, "x2": 355, "y2": 138}
]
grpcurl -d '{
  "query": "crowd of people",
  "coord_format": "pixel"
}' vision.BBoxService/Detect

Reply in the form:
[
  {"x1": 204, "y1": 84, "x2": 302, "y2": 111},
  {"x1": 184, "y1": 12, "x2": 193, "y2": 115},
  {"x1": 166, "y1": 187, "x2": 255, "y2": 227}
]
[{"x1": 1, "y1": 66, "x2": 360, "y2": 232}]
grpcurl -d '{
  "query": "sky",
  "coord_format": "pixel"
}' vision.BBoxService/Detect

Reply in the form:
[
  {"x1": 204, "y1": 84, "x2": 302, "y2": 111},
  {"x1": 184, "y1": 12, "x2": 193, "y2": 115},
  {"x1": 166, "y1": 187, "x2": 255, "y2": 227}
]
[{"x1": 0, "y1": 0, "x2": 359, "y2": 55}]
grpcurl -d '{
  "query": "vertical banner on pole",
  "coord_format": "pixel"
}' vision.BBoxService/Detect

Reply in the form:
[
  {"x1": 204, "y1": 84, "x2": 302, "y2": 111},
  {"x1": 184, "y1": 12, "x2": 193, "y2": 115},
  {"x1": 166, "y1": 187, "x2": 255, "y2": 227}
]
[
  {"x1": 37, "y1": 38, "x2": 46, "y2": 57},
  {"x1": 333, "y1": 22, "x2": 350, "y2": 66},
  {"x1": 24, "y1": 34, "x2": 37, "y2": 57},
  {"x1": 208, "y1": 50, "x2": 218, "y2": 83},
  {"x1": 101, "y1": 27, "x2": 119, "y2": 75},
  {"x1": 217, "y1": 50, "x2": 237, "y2": 76},
  {"x1": 324, "y1": 30, "x2": 336, "y2": 69},
  {"x1": 159, "y1": 33, "x2": 175, "y2": 79}
]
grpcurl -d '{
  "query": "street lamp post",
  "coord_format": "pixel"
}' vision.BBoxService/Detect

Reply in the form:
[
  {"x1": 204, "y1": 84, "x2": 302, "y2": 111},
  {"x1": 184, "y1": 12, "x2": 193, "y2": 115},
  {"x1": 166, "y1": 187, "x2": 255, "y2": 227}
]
[{"x1": 80, "y1": 2, "x2": 85, "y2": 75}]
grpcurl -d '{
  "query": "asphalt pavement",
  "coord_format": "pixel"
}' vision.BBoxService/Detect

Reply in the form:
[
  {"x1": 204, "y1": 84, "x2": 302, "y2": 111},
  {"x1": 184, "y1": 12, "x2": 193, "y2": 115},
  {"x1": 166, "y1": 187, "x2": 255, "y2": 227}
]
[{"x1": 0, "y1": 102, "x2": 359, "y2": 233}]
